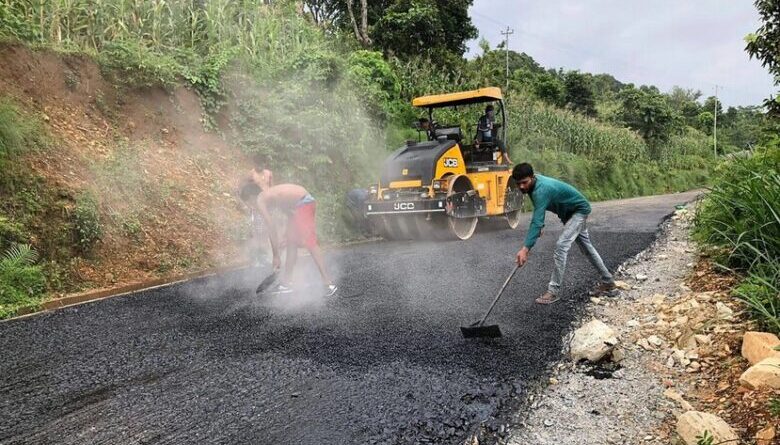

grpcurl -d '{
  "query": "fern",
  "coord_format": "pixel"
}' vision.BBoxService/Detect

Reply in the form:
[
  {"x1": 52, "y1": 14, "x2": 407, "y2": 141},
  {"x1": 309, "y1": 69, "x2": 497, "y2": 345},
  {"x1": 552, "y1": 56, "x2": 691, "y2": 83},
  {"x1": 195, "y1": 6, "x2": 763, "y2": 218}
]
[{"x1": 0, "y1": 243, "x2": 38, "y2": 270}]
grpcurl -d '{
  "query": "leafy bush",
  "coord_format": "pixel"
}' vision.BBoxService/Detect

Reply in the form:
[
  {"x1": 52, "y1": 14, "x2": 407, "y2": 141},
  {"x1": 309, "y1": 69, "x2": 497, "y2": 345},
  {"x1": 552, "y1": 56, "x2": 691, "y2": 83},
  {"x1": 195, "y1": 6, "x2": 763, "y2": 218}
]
[
  {"x1": 73, "y1": 192, "x2": 102, "y2": 252},
  {"x1": 0, "y1": 244, "x2": 46, "y2": 319},
  {"x1": 0, "y1": 214, "x2": 29, "y2": 251},
  {"x1": 694, "y1": 147, "x2": 780, "y2": 332},
  {"x1": 347, "y1": 51, "x2": 401, "y2": 120},
  {"x1": 99, "y1": 40, "x2": 182, "y2": 89},
  {"x1": 0, "y1": 1, "x2": 41, "y2": 42}
]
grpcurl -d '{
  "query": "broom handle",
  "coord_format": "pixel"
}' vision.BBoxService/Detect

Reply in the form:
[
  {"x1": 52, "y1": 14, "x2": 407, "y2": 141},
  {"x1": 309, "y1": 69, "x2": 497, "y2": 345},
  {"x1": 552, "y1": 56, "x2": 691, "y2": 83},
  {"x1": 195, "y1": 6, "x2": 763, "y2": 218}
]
[{"x1": 479, "y1": 264, "x2": 521, "y2": 325}]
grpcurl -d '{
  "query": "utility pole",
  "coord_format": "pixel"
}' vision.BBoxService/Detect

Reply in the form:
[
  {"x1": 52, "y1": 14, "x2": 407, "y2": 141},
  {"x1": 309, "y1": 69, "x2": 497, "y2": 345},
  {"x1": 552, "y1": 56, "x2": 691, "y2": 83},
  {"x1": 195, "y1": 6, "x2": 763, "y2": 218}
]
[
  {"x1": 713, "y1": 85, "x2": 719, "y2": 157},
  {"x1": 500, "y1": 26, "x2": 514, "y2": 95}
]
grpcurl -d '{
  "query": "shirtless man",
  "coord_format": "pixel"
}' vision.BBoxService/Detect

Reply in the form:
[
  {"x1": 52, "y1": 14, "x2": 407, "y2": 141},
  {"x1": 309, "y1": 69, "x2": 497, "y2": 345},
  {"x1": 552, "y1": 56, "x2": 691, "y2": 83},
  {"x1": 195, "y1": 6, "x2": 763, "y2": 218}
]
[{"x1": 244, "y1": 167, "x2": 337, "y2": 297}]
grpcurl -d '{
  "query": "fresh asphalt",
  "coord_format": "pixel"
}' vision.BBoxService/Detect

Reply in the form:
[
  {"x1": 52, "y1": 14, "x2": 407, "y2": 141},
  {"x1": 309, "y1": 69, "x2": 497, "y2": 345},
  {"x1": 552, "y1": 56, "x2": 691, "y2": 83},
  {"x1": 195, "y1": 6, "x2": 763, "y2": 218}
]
[{"x1": 0, "y1": 191, "x2": 698, "y2": 445}]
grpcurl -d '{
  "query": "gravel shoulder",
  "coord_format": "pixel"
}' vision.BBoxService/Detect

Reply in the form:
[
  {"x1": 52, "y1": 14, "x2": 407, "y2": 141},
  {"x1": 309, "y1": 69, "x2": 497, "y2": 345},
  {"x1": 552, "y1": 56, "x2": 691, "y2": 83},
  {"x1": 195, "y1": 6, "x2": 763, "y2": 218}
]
[{"x1": 507, "y1": 202, "x2": 702, "y2": 445}]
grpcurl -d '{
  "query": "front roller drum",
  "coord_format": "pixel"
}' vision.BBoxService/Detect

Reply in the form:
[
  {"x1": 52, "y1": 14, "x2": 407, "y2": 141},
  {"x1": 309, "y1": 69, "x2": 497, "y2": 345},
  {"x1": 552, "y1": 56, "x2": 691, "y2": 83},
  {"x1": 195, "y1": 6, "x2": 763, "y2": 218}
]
[{"x1": 441, "y1": 175, "x2": 481, "y2": 240}]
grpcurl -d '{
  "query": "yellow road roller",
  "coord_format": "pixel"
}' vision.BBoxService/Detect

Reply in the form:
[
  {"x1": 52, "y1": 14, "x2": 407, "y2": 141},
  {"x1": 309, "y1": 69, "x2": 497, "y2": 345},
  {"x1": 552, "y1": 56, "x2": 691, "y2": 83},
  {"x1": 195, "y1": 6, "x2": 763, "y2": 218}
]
[{"x1": 364, "y1": 87, "x2": 523, "y2": 240}]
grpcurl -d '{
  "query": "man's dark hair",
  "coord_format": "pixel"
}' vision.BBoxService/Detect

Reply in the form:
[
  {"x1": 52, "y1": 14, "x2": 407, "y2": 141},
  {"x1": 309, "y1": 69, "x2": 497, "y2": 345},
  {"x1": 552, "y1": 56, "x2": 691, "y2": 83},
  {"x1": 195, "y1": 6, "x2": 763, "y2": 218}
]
[
  {"x1": 485, "y1": 104, "x2": 494, "y2": 112},
  {"x1": 512, "y1": 162, "x2": 534, "y2": 180},
  {"x1": 239, "y1": 180, "x2": 261, "y2": 203}
]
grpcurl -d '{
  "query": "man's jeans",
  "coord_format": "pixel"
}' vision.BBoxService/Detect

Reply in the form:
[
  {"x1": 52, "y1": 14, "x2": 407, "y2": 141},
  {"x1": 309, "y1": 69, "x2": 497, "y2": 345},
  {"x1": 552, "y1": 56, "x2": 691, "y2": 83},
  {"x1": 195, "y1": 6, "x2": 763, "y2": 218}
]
[{"x1": 548, "y1": 213, "x2": 613, "y2": 296}]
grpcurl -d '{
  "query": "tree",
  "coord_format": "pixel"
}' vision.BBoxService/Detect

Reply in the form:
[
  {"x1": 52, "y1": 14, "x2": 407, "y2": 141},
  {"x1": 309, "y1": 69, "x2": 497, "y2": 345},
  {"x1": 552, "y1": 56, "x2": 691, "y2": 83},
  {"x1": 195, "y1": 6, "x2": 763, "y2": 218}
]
[
  {"x1": 563, "y1": 71, "x2": 596, "y2": 117},
  {"x1": 746, "y1": 0, "x2": 780, "y2": 115},
  {"x1": 372, "y1": 0, "x2": 477, "y2": 59},
  {"x1": 346, "y1": 0, "x2": 371, "y2": 46},
  {"x1": 302, "y1": 0, "x2": 341, "y2": 26},
  {"x1": 667, "y1": 86, "x2": 702, "y2": 127},
  {"x1": 590, "y1": 73, "x2": 624, "y2": 98},
  {"x1": 702, "y1": 96, "x2": 723, "y2": 119},
  {"x1": 618, "y1": 86, "x2": 682, "y2": 157},
  {"x1": 532, "y1": 74, "x2": 566, "y2": 107}
]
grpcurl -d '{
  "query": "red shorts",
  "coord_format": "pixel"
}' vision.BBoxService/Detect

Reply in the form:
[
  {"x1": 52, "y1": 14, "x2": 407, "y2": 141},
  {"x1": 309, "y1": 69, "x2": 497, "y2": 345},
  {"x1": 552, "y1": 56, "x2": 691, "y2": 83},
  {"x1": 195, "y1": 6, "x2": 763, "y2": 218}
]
[{"x1": 286, "y1": 202, "x2": 318, "y2": 249}]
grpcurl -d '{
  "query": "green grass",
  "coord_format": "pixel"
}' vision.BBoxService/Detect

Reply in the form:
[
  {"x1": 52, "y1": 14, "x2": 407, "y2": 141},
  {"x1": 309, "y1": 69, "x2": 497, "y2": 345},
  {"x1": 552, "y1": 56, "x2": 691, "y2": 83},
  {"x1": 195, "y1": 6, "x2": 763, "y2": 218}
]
[{"x1": 0, "y1": 97, "x2": 48, "y2": 162}]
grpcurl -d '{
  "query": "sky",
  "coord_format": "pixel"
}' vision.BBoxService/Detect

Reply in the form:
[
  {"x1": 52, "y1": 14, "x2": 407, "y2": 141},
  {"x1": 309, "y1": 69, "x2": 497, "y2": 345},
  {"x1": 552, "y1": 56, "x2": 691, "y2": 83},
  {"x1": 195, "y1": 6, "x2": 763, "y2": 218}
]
[{"x1": 467, "y1": 0, "x2": 776, "y2": 107}]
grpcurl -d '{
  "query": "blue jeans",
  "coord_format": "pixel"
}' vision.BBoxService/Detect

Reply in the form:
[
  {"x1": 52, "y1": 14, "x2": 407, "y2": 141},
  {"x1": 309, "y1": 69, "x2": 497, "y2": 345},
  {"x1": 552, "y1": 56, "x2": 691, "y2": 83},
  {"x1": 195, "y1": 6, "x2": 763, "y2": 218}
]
[{"x1": 548, "y1": 213, "x2": 613, "y2": 296}]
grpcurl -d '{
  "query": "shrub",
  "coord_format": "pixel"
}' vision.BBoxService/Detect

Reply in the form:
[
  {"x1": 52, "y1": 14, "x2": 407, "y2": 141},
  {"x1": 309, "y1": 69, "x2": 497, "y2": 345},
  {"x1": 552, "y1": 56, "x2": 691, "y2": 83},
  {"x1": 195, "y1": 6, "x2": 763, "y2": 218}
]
[
  {"x1": 694, "y1": 147, "x2": 780, "y2": 332},
  {"x1": 73, "y1": 192, "x2": 102, "y2": 252},
  {"x1": 99, "y1": 40, "x2": 182, "y2": 89},
  {"x1": 0, "y1": 214, "x2": 29, "y2": 251}
]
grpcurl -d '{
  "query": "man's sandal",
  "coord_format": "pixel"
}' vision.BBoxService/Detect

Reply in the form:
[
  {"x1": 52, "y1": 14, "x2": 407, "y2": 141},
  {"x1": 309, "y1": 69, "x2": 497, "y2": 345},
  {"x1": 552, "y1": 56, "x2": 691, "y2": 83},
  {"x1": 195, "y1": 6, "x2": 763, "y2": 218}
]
[{"x1": 535, "y1": 291, "x2": 560, "y2": 304}]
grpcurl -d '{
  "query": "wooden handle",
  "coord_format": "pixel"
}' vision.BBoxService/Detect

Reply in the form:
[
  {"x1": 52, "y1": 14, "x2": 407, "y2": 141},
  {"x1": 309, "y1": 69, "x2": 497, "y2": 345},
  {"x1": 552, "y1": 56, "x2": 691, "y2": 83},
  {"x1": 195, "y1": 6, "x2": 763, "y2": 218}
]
[{"x1": 479, "y1": 264, "x2": 520, "y2": 325}]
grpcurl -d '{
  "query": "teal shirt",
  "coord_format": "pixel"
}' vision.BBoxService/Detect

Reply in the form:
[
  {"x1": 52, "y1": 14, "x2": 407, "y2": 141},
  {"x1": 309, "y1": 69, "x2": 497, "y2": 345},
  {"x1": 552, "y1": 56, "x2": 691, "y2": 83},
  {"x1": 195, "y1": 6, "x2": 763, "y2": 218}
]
[{"x1": 524, "y1": 174, "x2": 591, "y2": 248}]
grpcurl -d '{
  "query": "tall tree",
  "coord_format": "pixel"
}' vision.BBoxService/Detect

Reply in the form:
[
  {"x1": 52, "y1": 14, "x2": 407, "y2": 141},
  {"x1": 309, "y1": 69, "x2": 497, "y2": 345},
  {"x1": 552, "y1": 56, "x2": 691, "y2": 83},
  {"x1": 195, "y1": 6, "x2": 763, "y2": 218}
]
[
  {"x1": 563, "y1": 71, "x2": 596, "y2": 117},
  {"x1": 667, "y1": 86, "x2": 702, "y2": 127},
  {"x1": 618, "y1": 86, "x2": 682, "y2": 157},
  {"x1": 346, "y1": 0, "x2": 371, "y2": 46},
  {"x1": 746, "y1": 0, "x2": 780, "y2": 114},
  {"x1": 302, "y1": 0, "x2": 341, "y2": 26},
  {"x1": 372, "y1": 0, "x2": 477, "y2": 59}
]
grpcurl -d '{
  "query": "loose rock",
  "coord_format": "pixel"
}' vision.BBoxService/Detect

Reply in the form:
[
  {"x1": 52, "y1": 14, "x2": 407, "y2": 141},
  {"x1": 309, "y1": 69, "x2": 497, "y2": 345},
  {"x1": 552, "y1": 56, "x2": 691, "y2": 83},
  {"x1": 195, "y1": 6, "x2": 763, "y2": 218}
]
[
  {"x1": 741, "y1": 331, "x2": 780, "y2": 365},
  {"x1": 676, "y1": 411, "x2": 739, "y2": 445},
  {"x1": 715, "y1": 302, "x2": 734, "y2": 320},
  {"x1": 739, "y1": 356, "x2": 780, "y2": 389},
  {"x1": 663, "y1": 389, "x2": 694, "y2": 411},
  {"x1": 755, "y1": 425, "x2": 775, "y2": 445},
  {"x1": 570, "y1": 319, "x2": 619, "y2": 362}
]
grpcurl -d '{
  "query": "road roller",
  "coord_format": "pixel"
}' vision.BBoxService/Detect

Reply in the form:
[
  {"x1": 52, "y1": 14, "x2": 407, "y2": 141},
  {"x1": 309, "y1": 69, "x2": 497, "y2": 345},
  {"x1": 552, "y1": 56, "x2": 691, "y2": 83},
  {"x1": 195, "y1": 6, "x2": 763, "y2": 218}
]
[{"x1": 364, "y1": 87, "x2": 523, "y2": 240}]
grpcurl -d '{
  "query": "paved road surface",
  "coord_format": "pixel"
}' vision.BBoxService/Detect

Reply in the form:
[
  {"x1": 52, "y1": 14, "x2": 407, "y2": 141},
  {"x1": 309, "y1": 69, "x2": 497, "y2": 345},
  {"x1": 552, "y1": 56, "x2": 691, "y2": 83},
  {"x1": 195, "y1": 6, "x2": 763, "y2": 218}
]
[{"x1": 0, "y1": 191, "x2": 698, "y2": 445}]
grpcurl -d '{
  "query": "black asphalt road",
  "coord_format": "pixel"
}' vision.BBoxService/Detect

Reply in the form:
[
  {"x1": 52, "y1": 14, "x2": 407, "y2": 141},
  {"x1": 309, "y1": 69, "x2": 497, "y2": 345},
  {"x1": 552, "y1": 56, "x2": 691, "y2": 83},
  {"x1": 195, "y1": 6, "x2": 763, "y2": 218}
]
[{"x1": 0, "y1": 192, "x2": 698, "y2": 445}]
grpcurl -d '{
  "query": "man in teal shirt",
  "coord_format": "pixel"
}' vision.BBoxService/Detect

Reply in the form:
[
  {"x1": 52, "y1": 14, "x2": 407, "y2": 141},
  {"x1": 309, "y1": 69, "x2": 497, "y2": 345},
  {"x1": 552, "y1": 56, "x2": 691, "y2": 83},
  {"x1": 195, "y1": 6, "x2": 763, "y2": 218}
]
[{"x1": 513, "y1": 163, "x2": 615, "y2": 304}]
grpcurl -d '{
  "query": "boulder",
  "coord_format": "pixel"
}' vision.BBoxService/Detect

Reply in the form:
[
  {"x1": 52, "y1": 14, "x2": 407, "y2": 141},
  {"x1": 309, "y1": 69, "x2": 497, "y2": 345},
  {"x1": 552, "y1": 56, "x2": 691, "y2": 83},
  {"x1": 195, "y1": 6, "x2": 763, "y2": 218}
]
[
  {"x1": 676, "y1": 411, "x2": 739, "y2": 445},
  {"x1": 739, "y1": 356, "x2": 780, "y2": 389},
  {"x1": 741, "y1": 331, "x2": 780, "y2": 365},
  {"x1": 570, "y1": 319, "x2": 618, "y2": 362}
]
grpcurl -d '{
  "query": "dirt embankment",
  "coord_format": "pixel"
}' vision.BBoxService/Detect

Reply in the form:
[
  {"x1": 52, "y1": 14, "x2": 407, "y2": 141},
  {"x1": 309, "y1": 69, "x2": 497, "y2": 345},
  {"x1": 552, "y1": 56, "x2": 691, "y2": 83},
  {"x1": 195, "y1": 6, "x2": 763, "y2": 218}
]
[{"x1": 0, "y1": 43, "x2": 254, "y2": 295}]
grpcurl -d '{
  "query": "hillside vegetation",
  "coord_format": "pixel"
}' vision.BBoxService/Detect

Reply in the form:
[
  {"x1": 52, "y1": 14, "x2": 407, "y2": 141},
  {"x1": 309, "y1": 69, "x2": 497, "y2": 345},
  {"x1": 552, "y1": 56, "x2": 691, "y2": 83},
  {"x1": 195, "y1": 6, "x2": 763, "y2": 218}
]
[{"x1": 0, "y1": 0, "x2": 773, "y2": 317}]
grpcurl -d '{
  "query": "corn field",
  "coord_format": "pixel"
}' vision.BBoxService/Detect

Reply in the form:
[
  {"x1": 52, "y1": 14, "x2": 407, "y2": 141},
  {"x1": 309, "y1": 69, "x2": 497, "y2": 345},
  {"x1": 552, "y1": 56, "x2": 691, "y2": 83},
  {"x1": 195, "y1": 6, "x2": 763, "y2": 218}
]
[
  {"x1": 0, "y1": 0, "x2": 333, "y2": 81},
  {"x1": 508, "y1": 97, "x2": 648, "y2": 163}
]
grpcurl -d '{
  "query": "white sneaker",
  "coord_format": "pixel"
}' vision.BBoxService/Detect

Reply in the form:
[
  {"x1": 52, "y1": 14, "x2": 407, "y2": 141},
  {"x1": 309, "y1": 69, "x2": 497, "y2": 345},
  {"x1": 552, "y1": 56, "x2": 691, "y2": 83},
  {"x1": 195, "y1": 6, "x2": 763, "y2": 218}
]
[
  {"x1": 271, "y1": 284, "x2": 293, "y2": 294},
  {"x1": 324, "y1": 284, "x2": 338, "y2": 297}
]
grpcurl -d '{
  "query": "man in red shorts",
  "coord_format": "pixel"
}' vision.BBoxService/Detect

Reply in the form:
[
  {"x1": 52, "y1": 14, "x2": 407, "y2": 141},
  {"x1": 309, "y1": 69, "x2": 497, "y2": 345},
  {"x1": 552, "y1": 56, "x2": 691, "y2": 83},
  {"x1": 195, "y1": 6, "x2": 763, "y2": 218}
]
[{"x1": 244, "y1": 167, "x2": 337, "y2": 297}]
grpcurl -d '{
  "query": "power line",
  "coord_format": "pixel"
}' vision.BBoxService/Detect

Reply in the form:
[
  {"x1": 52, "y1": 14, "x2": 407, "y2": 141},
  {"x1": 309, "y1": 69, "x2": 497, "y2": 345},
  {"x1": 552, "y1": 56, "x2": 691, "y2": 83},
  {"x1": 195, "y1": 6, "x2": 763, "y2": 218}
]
[{"x1": 500, "y1": 26, "x2": 514, "y2": 95}]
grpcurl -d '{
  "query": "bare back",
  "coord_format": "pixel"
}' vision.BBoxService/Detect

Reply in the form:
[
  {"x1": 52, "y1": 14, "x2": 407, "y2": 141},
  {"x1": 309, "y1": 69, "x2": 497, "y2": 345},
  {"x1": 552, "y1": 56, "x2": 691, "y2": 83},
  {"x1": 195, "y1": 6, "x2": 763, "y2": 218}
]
[{"x1": 259, "y1": 183, "x2": 309, "y2": 212}]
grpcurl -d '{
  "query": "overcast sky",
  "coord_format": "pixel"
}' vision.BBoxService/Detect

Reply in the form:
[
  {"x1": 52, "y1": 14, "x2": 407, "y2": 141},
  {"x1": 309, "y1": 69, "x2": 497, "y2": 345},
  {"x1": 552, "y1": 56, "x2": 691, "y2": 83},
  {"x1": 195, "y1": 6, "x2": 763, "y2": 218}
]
[{"x1": 467, "y1": 1, "x2": 776, "y2": 107}]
